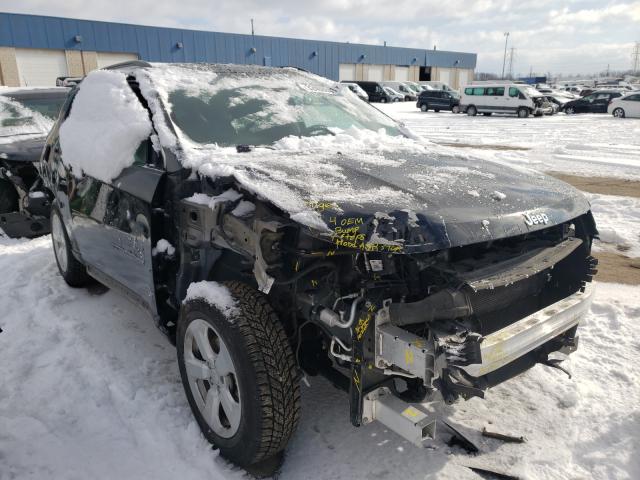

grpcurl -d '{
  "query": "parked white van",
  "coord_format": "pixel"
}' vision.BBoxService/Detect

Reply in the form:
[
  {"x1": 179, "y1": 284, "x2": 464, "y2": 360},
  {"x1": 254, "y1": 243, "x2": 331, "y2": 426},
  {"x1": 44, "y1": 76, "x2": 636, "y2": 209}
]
[{"x1": 461, "y1": 83, "x2": 553, "y2": 117}]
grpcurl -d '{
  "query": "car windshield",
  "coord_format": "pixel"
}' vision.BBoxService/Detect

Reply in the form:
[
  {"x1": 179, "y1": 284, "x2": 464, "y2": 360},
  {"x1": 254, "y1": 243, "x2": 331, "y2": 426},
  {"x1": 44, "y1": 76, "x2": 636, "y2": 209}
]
[
  {"x1": 165, "y1": 72, "x2": 402, "y2": 147},
  {"x1": 0, "y1": 94, "x2": 65, "y2": 137}
]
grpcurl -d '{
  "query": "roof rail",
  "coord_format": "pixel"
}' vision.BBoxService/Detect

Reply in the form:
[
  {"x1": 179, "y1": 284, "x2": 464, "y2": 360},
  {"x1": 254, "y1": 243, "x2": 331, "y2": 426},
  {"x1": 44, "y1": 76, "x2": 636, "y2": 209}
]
[{"x1": 104, "y1": 60, "x2": 153, "y2": 70}]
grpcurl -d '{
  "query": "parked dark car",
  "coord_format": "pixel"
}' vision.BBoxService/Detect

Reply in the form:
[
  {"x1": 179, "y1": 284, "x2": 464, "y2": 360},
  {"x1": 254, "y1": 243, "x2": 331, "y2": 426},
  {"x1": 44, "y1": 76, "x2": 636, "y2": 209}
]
[
  {"x1": 416, "y1": 90, "x2": 461, "y2": 113},
  {"x1": 0, "y1": 87, "x2": 69, "y2": 237},
  {"x1": 40, "y1": 62, "x2": 597, "y2": 475},
  {"x1": 563, "y1": 90, "x2": 623, "y2": 114},
  {"x1": 353, "y1": 81, "x2": 393, "y2": 102}
]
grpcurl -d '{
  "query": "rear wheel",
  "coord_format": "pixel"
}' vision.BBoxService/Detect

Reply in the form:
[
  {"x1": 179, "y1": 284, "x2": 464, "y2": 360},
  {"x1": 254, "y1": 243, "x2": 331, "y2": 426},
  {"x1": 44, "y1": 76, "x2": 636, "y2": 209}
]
[
  {"x1": 517, "y1": 107, "x2": 529, "y2": 118},
  {"x1": 420, "y1": 104, "x2": 428, "y2": 112},
  {"x1": 467, "y1": 105, "x2": 477, "y2": 116},
  {"x1": 565, "y1": 106, "x2": 575, "y2": 115},
  {"x1": 50, "y1": 207, "x2": 92, "y2": 287},
  {"x1": 452, "y1": 105, "x2": 460, "y2": 114},
  {"x1": 0, "y1": 178, "x2": 19, "y2": 214},
  {"x1": 177, "y1": 281, "x2": 300, "y2": 476},
  {"x1": 380, "y1": 98, "x2": 387, "y2": 103},
  {"x1": 613, "y1": 108, "x2": 625, "y2": 118}
]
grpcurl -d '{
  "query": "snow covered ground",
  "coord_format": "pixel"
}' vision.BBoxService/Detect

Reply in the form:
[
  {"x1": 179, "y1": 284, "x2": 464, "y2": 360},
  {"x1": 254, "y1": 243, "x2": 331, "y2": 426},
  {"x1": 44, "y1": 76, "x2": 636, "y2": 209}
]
[
  {"x1": 379, "y1": 102, "x2": 640, "y2": 180},
  {"x1": 2, "y1": 102, "x2": 640, "y2": 480}
]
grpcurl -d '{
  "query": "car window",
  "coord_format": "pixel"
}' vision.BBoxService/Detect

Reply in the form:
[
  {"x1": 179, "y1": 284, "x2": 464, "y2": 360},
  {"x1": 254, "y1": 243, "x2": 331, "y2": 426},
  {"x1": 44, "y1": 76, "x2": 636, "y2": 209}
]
[
  {"x1": 464, "y1": 87, "x2": 473, "y2": 95},
  {"x1": 133, "y1": 140, "x2": 150, "y2": 167},
  {"x1": 495, "y1": 87, "x2": 505, "y2": 96},
  {"x1": 473, "y1": 87, "x2": 485, "y2": 95},
  {"x1": 509, "y1": 87, "x2": 519, "y2": 98},
  {"x1": 582, "y1": 94, "x2": 595, "y2": 102},
  {"x1": 595, "y1": 93, "x2": 610, "y2": 100},
  {"x1": 625, "y1": 94, "x2": 640, "y2": 101}
]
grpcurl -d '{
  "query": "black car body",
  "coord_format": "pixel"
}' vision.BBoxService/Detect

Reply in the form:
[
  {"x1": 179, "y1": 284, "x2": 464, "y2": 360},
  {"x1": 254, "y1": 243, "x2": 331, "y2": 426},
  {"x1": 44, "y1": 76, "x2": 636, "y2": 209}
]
[
  {"x1": 353, "y1": 81, "x2": 392, "y2": 102},
  {"x1": 563, "y1": 90, "x2": 623, "y2": 114},
  {"x1": 416, "y1": 90, "x2": 460, "y2": 113},
  {"x1": 0, "y1": 87, "x2": 68, "y2": 237},
  {"x1": 40, "y1": 62, "x2": 598, "y2": 473}
]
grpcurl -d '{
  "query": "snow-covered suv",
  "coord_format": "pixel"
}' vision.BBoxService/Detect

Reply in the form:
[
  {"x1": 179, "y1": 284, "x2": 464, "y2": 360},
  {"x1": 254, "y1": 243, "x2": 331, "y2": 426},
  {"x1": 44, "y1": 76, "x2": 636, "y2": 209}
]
[{"x1": 40, "y1": 62, "x2": 598, "y2": 474}]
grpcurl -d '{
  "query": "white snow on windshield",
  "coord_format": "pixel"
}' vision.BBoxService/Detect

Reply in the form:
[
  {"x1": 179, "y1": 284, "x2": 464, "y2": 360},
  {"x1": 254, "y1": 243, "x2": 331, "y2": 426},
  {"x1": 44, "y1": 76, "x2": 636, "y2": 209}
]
[
  {"x1": 59, "y1": 70, "x2": 152, "y2": 183},
  {"x1": 136, "y1": 64, "x2": 429, "y2": 231},
  {"x1": 0, "y1": 95, "x2": 53, "y2": 144}
]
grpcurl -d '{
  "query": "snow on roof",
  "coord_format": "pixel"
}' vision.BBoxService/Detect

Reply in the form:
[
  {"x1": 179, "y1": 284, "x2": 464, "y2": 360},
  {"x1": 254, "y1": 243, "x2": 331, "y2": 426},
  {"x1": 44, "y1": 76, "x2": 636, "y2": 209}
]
[{"x1": 59, "y1": 69, "x2": 152, "y2": 183}]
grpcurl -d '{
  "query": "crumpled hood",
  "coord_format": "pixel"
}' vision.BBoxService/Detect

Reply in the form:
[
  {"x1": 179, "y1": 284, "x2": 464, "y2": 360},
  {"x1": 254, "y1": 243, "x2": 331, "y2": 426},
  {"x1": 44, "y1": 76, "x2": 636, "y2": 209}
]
[
  {"x1": 219, "y1": 146, "x2": 590, "y2": 253},
  {"x1": 0, "y1": 136, "x2": 46, "y2": 163}
]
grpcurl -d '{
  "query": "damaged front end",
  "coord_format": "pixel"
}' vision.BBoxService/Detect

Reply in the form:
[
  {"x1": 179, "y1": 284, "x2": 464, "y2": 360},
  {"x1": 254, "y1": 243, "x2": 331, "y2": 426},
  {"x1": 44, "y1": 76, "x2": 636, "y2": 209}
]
[{"x1": 173, "y1": 180, "x2": 597, "y2": 447}]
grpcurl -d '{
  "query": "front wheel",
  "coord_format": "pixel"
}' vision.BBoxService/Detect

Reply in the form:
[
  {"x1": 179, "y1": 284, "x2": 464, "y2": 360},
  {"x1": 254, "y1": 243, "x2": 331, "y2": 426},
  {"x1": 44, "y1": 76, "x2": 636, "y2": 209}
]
[
  {"x1": 50, "y1": 207, "x2": 92, "y2": 287},
  {"x1": 178, "y1": 281, "x2": 300, "y2": 475},
  {"x1": 565, "y1": 106, "x2": 575, "y2": 115},
  {"x1": 517, "y1": 107, "x2": 529, "y2": 118},
  {"x1": 379, "y1": 98, "x2": 387, "y2": 103},
  {"x1": 420, "y1": 104, "x2": 428, "y2": 112},
  {"x1": 613, "y1": 108, "x2": 625, "y2": 118},
  {"x1": 452, "y1": 105, "x2": 460, "y2": 114},
  {"x1": 467, "y1": 105, "x2": 477, "y2": 116}
]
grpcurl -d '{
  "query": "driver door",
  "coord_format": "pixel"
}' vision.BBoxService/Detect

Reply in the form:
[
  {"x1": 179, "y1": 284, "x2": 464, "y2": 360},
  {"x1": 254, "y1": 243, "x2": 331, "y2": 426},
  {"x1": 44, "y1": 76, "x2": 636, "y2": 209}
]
[{"x1": 70, "y1": 138, "x2": 164, "y2": 312}]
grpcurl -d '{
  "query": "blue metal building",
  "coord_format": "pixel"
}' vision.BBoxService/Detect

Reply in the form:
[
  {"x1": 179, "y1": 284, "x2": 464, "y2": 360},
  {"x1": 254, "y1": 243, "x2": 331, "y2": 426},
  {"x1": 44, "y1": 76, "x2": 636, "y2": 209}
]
[{"x1": 0, "y1": 12, "x2": 477, "y2": 87}]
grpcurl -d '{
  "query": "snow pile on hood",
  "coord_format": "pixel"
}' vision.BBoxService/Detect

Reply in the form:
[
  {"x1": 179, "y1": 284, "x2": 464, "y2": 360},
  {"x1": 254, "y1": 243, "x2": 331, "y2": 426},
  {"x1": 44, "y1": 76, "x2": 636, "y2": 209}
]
[
  {"x1": 184, "y1": 281, "x2": 239, "y2": 320},
  {"x1": 59, "y1": 70, "x2": 152, "y2": 183}
]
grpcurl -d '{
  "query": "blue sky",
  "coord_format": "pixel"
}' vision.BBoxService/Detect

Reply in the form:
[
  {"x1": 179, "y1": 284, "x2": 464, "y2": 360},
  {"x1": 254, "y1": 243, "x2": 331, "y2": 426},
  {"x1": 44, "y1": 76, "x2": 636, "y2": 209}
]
[{"x1": 2, "y1": 0, "x2": 639, "y2": 75}]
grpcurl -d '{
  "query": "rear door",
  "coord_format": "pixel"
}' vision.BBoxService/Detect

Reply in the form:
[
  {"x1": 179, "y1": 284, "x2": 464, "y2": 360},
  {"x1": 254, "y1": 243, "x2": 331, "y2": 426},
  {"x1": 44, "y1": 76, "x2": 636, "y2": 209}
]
[
  {"x1": 625, "y1": 94, "x2": 640, "y2": 117},
  {"x1": 591, "y1": 93, "x2": 612, "y2": 113}
]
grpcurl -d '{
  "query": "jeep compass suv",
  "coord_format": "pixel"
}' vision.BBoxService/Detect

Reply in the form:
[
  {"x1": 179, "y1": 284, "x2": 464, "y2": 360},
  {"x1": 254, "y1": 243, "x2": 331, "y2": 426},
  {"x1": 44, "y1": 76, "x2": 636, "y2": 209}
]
[{"x1": 39, "y1": 62, "x2": 598, "y2": 474}]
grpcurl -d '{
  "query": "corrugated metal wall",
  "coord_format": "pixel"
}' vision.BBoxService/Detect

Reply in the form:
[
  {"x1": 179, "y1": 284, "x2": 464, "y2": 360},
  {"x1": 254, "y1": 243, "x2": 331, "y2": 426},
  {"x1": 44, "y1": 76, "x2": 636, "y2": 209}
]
[{"x1": 0, "y1": 13, "x2": 477, "y2": 80}]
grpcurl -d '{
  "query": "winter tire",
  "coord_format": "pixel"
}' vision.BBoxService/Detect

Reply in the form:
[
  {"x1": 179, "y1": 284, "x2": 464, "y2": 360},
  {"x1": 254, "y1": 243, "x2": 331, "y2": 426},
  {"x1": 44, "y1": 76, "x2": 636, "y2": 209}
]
[
  {"x1": 420, "y1": 104, "x2": 428, "y2": 112},
  {"x1": 565, "y1": 106, "x2": 575, "y2": 115},
  {"x1": 452, "y1": 105, "x2": 460, "y2": 114},
  {"x1": 177, "y1": 281, "x2": 300, "y2": 475},
  {"x1": 467, "y1": 105, "x2": 477, "y2": 116},
  {"x1": 0, "y1": 178, "x2": 19, "y2": 214},
  {"x1": 50, "y1": 207, "x2": 92, "y2": 287},
  {"x1": 613, "y1": 108, "x2": 625, "y2": 118},
  {"x1": 517, "y1": 107, "x2": 529, "y2": 118}
]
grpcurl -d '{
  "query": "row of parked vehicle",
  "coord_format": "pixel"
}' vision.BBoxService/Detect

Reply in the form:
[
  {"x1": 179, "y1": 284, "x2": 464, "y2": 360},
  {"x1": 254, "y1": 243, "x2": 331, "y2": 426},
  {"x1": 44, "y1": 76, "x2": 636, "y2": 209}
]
[
  {"x1": 411, "y1": 80, "x2": 640, "y2": 119},
  {"x1": 341, "y1": 80, "x2": 453, "y2": 103}
]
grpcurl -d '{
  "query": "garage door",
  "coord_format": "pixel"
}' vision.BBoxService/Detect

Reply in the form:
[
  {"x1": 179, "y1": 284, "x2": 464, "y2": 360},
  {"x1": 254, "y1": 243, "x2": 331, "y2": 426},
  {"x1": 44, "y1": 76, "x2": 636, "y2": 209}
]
[
  {"x1": 395, "y1": 66, "x2": 409, "y2": 81},
  {"x1": 438, "y1": 68, "x2": 451, "y2": 86},
  {"x1": 367, "y1": 65, "x2": 384, "y2": 81},
  {"x1": 338, "y1": 64, "x2": 356, "y2": 81},
  {"x1": 97, "y1": 52, "x2": 139, "y2": 69},
  {"x1": 15, "y1": 48, "x2": 68, "y2": 87}
]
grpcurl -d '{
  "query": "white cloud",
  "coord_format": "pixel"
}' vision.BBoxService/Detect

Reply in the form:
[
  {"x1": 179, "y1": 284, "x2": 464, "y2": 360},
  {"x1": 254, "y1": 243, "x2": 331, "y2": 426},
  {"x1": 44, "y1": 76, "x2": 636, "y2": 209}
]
[{"x1": 1, "y1": 0, "x2": 637, "y2": 75}]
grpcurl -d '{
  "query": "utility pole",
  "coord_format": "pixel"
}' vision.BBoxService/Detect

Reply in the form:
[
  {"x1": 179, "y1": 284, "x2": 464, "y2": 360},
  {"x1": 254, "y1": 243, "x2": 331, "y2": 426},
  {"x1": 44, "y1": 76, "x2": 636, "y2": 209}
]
[
  {"x1": 501, "y1": 32, "x2": 510, "y2": 79},
  {"x1": 507, "y1": 47, "x2": 515, "y2": 79},
  {"x1": 632, "y1": 42, "x2": 640, "y2": 73},
  {"x1": 250, "y1": 19, "x2": 255, "y2": 37}
]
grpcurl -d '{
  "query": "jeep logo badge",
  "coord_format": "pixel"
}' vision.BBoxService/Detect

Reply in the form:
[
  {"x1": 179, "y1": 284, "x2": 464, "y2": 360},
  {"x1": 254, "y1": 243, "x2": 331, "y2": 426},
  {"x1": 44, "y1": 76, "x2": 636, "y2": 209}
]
[{"x1": 523, "y1": 211, "x2": 549, "y2": 226}]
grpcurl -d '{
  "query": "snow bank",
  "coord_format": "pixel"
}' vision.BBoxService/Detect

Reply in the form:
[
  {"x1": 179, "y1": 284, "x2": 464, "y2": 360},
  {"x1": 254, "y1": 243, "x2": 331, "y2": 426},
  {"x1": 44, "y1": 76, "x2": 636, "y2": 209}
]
[
  {"x1": 184, "y1": 281, "x2": 239, "y2": 320},
  {"x1": 59, "y1": 70, "x2": 152, "y2": 183}
]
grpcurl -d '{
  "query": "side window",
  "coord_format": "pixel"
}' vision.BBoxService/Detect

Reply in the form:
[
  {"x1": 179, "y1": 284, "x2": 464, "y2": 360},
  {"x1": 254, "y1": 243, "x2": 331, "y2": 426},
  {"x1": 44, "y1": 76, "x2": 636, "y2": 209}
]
[
  {"x1": 627, "y1": 95, "x2": 640, "y2": 101},
  {"x1": 464, "y1": 87, "x2": 473, "y2": 95},
  {"x1": 509, "y1": 87, "x2": 519, "y2": 98},
  {"x1": 473, "y1": 87, "x2": 485, "y2": 95},
  {"x1": 486, "y1": 87, "x2": 495, "y2": 96},
  {"x1": 595, "y1": 93, "x2": 610, "y2": 100},
  {"x1": 496, "y1": 87, "x2": 505, "y2": 96},
  {"x1": 133, "y1": 139, "x2": 150, "y2": 167},
  {"x1": 583, "y1": 94, "x2": 595, "y2": 102}
]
